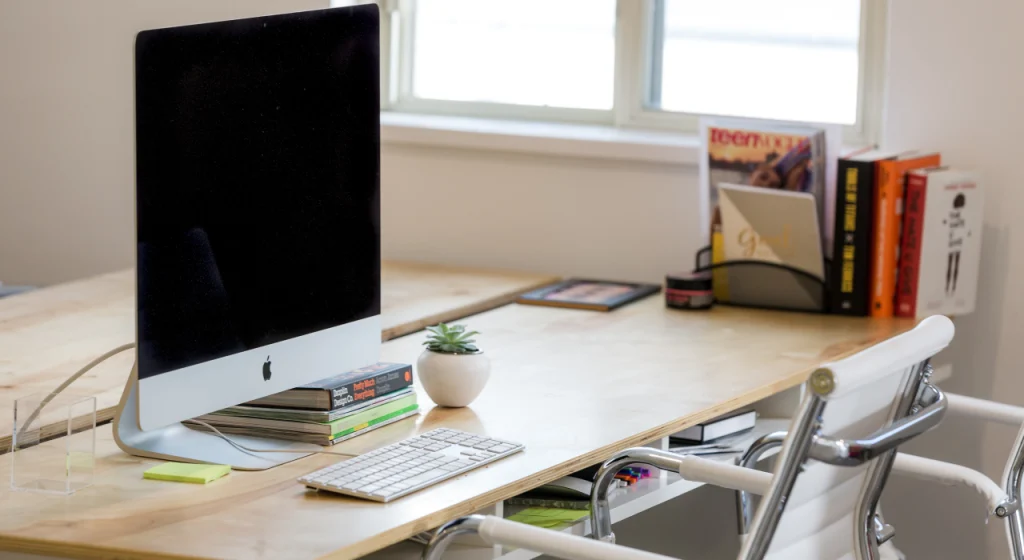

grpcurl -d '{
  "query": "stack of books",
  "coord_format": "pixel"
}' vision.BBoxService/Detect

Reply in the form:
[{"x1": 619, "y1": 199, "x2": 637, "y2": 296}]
[
  {"x1": 186, "y1": 362, "x2": 418, "y2": 445},
  {"x1": 830, "y1": 152, "x2": 982, "y2": 318}
]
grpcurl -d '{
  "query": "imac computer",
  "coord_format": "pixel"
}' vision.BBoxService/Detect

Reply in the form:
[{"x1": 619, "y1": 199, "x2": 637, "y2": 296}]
[{"x1": 113, "y1": 5, "x2": 381, "y2": 469}]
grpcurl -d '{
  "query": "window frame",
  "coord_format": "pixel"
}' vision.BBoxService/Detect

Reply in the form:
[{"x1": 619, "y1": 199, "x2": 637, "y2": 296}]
[{"x1": 377, "y1": 0, "x2": 886, "y2": 145}]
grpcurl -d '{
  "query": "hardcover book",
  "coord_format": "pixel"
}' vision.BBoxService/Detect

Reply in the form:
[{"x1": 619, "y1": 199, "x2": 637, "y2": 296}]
[
  {"x1": 516, "y1": 279, "x2": 660, "y2": 312},
  {"x1": 830, "y1": 150, "x2": 902, "y2": 316},
  {"x1": 246, "y1": 362, "x2": 413, "y2": 411},
  {"x1": 669, "y1": 410, "x2": 757, "y2": 444},
  {"x1": 871, "y1": 153, "x2": 942, "y2": 317},
  {"x1": 214, "y1": 388, "x2": 414, "y2": 423},
  {"x1": 896, "y1": 168, "x2": 983, "y2": 318}
]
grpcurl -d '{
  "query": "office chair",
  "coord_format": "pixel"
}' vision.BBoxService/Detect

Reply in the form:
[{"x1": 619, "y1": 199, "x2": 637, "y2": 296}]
[
  {"x1": 423, "y1": 315, "x2": 954, "y2": 560},
  {"x1": 876, "y1": 391, "x2": 1024, "y2": 558}
]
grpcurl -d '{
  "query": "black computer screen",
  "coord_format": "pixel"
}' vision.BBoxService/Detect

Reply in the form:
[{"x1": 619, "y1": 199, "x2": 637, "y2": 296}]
[{"x1": 135, "y1": 6, "x2": 380, "y2": 380}]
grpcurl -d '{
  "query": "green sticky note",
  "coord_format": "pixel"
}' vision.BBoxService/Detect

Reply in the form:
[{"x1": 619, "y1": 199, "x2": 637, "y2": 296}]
[
  {"x1": 506, "y1": 508, "x2": 589, "y2": 529},
  {"x1": 143, "y1": 462, "x2": 231, "y2": 484}
]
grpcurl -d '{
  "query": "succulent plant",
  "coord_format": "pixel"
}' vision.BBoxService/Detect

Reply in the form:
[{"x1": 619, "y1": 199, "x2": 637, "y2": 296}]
[{"x1": 423, "y1": 323, "x2": 480, "y2": 354}]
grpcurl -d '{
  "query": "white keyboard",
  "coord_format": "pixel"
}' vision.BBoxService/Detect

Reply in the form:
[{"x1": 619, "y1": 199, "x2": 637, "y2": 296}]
[{"x1": 298, "y1": 428, "x2": 525, "y2": 502}]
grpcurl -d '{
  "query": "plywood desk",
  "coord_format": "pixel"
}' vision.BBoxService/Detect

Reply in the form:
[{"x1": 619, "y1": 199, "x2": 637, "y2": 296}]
[
  {"x1": 0, "y1": 298, "x2": 914, "y2": 560},
  {"x1": 0, "y1": 262, "x2": 558, "y2": 452}
]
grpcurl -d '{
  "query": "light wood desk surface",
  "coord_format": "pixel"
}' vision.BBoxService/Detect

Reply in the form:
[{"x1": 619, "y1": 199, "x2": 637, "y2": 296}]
[
  {"x1": 0, "y1": 297, "x2": 913, "y2": 560},
  {"x1": 0, "y1": 262, "x2": 558, "y2": 452}
]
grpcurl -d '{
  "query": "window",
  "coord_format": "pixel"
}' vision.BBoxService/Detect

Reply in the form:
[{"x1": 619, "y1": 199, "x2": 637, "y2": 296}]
[
  {"x1": 410, "y1": 0, "x2": 615, "y2": 110},
  {"x1": 368, "y1": 0, "x2": 883, "y2": 141},
  {"x1": 652, "y1": 0, "x2": 861, "y2": 124}
]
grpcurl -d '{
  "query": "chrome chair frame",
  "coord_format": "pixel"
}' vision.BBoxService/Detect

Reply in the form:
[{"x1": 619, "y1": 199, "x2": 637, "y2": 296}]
[
  {"x1": 884, "y1": 390, "x2": 1024, "y2": 559},
  {"x1": 587, "y1": 364, "x2": 946, "y2": 558},
  {"x1": 733, "y1": 367, "x2": 946, "y2": 547}
]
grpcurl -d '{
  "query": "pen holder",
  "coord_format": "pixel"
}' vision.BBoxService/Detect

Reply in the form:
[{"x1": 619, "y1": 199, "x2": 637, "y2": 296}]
[{"x1": 11, "y1": 392, "x2": 96, "y2": 495}]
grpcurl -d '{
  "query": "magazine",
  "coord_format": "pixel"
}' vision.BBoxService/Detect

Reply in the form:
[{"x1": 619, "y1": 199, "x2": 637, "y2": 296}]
[{"x1": 699, "y1": 118, "x2": 841, "y2": 261}]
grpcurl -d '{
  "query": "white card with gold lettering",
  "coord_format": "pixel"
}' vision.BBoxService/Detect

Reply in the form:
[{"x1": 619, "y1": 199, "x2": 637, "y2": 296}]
[{"x1": 718, "y1": 183, "x2": 824, "y2": 280}]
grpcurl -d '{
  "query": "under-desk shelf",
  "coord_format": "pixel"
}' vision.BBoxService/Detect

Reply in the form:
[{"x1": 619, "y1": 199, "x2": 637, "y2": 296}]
[{"x1": 497, "y1": 417, "x2": 790, "y2": 560}]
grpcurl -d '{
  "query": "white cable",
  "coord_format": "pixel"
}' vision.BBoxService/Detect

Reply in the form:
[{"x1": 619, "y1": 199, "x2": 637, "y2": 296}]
[
  {"x1": 26, "y1": 343, "x2": 354, "y2": 460},
  {"x1": 18, "y1": 342, "x2": 136, "y2": 437}
]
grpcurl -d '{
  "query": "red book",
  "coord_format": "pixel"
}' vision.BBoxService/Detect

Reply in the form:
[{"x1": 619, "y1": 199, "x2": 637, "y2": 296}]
[{"x1": 895, "y1": 172, "x2": 929, "y2": 317}]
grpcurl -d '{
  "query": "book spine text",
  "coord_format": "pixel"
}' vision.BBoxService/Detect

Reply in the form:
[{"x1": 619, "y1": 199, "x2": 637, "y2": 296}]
[
  {"x1": 896, "y1": 173, "x2": 928, "y2": 317},
  {"x1": 330, "y1": 365, "x2": 413, "y2": 409}
]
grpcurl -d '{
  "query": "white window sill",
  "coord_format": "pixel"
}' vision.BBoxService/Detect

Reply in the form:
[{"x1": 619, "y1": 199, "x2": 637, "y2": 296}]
[{"x1": 380, "y1": 112, "x2": 701, "y2": 166}]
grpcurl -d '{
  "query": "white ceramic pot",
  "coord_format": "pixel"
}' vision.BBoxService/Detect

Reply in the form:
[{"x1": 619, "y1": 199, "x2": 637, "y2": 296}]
[{"x1": 416, "y1": 350, "x2": 491, "y2": 408}]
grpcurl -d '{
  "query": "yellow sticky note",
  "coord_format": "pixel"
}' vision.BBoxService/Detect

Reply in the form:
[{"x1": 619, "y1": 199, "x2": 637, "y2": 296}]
[
  {"x1": 143, "y1": 462, "x2": 231, "y2": 484},
  {"x1": 506, "y1": 508, "x2": 589, "y2": 529}
]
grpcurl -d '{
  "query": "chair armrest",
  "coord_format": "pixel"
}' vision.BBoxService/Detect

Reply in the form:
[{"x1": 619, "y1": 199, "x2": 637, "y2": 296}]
[
  {"x1": 423, "y1": 515, "x2": 679, "y2": 560},
  {"x1": 891, "y1": 453, "x2": 1010, "y2": 516},
  {"x1": 946, "y1": 392, "x2": 1024, "y2": 426},
  {"x1": 809, "y1": 384, "x2": 947, "y2": 466},
  {"x1": 589, "y1": 447, "x2": 771, "y2": 543}
]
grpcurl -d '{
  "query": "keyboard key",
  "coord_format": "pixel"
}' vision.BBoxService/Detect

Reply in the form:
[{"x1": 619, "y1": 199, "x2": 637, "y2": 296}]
[
  {"x1": 490, "y1": 444, "x2": 515, "y2": 453},
  {"x1": 362, "y1": 484, "x2": 383, "y2": 493},
  {"x1": 473, "y1": 441, "x2": 498, "y2": 450},
  {"x1": 341, "y1": 482, "x2": 365, "y2": 491},
  {"x1": 438, "y1": 463, "x2": 460, "y2": 472},
  {"x1": 426, "y1": 443, "x2": 448, "y2": 451}
]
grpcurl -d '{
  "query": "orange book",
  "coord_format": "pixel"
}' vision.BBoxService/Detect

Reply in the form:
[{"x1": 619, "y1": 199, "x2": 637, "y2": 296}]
[{"x1": 870, "y1": 153, "x2": 941, "y2": 317}]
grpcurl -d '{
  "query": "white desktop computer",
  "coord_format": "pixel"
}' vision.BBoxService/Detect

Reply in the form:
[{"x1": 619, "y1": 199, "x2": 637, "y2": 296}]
[{"x1": 113, "y1": 5, "x2": 382, "y2": 469}]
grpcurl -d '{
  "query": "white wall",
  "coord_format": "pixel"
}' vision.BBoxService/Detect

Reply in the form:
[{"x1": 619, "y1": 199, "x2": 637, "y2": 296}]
[
  {"x1": 381, "y1": 144, "x2": 699, "y2": 283},
  {"x1": 0, "y1": 0, "x2": 325, "y2": 286},
  {"x1": 875, "y1": 1, "x2": 1024, "y2": 558}
]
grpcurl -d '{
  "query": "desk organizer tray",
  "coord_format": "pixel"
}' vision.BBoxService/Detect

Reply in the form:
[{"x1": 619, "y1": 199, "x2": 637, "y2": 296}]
[{"x1": 694, "y1": 246, "x2": 829, "y2": 313}]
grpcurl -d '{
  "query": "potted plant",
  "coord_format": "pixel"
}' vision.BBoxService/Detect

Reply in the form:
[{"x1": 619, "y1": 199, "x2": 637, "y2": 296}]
[{"x1": 416, "y1": 323, "x2": 490, "y2": 408}]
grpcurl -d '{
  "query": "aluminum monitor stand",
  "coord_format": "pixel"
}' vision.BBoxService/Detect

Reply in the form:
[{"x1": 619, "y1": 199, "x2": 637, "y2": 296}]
[{"x1": 113, "y1": 365, "x2": 318, "y2": 470}]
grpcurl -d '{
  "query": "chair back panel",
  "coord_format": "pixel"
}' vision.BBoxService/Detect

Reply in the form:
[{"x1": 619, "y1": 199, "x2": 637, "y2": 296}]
[{"x1": 740, "y1": 316, "x2": 954, "y2": 560}]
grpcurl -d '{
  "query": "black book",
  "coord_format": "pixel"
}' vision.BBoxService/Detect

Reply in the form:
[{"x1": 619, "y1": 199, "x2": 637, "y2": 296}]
[
  {"x1": 246, "y1": 362, "x2": 413, "y2": 411},
  {"x1": 830, "y1": 151, "x2": 898, "y2": 316}
]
